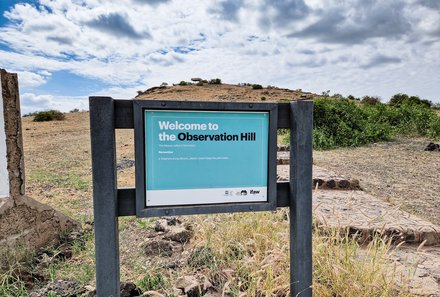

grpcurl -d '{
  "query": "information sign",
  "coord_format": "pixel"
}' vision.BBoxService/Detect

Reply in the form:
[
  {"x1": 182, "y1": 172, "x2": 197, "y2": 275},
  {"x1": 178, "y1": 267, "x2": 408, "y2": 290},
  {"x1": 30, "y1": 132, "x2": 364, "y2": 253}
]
[
  {"x1": 144, "y1": 110, "x2": 269, "y2": 206},
  {"x1": 133, "y1": 100, "x2": 278, "y2": 217}
]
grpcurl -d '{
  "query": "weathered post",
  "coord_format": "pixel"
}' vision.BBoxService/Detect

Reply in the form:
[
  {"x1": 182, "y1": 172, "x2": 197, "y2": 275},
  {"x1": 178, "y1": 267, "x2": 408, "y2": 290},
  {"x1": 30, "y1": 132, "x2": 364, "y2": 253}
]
[
  {"x1": 290, "y1": 100, "x2": 313, "y2": 296},
  {"x1": 90, "y1": 97, "x2": 120, "y2": 297}
]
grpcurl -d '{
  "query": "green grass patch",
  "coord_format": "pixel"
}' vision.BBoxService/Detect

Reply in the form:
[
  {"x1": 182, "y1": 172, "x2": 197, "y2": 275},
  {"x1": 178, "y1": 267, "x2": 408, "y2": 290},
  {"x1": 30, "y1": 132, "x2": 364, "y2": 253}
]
[{"x1": 28, "y1": 170, "x2": 90, "y2": 191}]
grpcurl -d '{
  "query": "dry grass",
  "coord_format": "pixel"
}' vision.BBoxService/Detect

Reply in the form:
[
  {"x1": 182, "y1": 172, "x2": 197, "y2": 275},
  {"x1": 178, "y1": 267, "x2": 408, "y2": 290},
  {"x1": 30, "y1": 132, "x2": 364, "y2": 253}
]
[
  {"x1": 190, "y1": 211, "x2": 411, "y2": 297},
  {"x1": 11, "y1": 112, "x2": 413, "y2": 296}
]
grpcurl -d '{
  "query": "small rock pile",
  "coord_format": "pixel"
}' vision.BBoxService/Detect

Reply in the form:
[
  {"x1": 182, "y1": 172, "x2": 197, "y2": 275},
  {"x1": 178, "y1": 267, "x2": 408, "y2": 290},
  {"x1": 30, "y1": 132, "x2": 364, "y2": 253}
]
[
  {"x1": 142, "y1": 217, "x2": 194, "y2": 259},
  {"x1": 424, "y1": 142, "x2": 440, "y2": 151}
]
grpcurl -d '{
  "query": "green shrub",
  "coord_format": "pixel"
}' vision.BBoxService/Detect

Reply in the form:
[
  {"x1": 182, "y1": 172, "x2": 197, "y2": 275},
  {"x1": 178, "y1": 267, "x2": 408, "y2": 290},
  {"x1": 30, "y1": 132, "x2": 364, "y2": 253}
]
[
  {"x1": 178, "y1": 81, "x2": 188, "y2": 86},
  {"x1": 361, "y1": 96, "x2": 381, "y2": 105},
  {"x1": 33, "y1": 110, "x2": 65, "y2": 122},
  {"x1": 208, "y1": 78, "x2": 222, "y2": 84},
  {"x1": 312, "y1": 97, "x2": 440, "y2": 150},
  {"x1": 389, "y1": 93, "x2": 432, "y2": 108},
  {"x1": 252, "y1": 84, "x2": 263, "y2": 90}
]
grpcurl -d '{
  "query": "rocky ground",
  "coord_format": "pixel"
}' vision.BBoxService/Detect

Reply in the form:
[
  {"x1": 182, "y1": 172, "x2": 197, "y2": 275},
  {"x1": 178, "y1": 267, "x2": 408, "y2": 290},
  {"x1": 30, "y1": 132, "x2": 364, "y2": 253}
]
[{"x1": 313, "y1": 138, "x2": 440, "y2": 226}]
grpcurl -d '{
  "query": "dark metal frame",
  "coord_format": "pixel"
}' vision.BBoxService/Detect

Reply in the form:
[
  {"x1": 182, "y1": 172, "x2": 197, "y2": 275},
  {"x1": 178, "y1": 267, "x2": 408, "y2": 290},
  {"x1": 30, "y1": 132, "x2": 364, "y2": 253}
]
[
  {"x1": 90, "y1": 97, "x2": 313, "y2": 297},
  {"x1": 133, "y1": 99, "x2": 278, "y2": 217}
]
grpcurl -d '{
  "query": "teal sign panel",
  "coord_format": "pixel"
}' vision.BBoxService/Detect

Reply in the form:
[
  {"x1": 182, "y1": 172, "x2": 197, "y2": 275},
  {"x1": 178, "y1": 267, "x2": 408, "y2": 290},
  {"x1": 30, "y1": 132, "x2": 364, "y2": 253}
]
[{"x1": 144, "y1": 110, "x2": 269, "y2": 206}]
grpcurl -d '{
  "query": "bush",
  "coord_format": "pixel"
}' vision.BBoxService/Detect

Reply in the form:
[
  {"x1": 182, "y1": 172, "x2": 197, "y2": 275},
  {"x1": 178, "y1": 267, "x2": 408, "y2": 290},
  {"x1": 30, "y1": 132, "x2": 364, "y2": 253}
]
[
  {"x1": 33, "y1": 110, "x2": 65, "y2": 122},
  {"x1": 252, "y1": 84, "x2": 263, "y2": 90},
  {"x1": 361, "y1": 96, "x2": 381, "y2": 105},
  {"x1": 312, "y1": 97, "x2": 440, "y2": 150},
  {"x1": 389, "y1": 93, "x2": 431, "y2": 108},
  {"x1": 208, "y1": 78, "x2": 222, "y2": 84},
  {"x1": 178, "y1": 81, "x2": 188, "y2": 86}
]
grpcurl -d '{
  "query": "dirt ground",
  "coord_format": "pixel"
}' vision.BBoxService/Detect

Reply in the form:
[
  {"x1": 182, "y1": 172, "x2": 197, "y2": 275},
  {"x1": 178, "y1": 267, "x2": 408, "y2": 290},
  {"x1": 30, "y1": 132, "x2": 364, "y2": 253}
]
[
  {"x1": 313, "y1": 138, "x2": 440, "y2": 225},
  {"x1": 136, "y1": 83, "x2": 314, "y2": 102}
]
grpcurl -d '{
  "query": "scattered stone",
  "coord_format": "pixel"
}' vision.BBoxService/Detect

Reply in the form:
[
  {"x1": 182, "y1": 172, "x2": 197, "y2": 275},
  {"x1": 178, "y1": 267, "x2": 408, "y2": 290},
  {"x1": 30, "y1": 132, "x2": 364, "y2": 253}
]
[
  {"x1": 325, "y1": 179, "x2": 336, "y2": 189},
  {"x1": 142, "y1": 239, "x2": 174, "y2": 257},
  {"x1": 154, "y1": 219, "x2": 168, "y2": 232},
  {"x1": 28, "y1": 280, "x2": 84, "y2": 297},
  {"x1": 163, "y1": 227, "x2": 194, "y2": 243},
  {"x1": 313, "y1": 178, "x2": 325, "y2": 188},
  {"x1": 424, "y1": 142, "x2": 440, "y2": 151},
  {"x1": 120, "y1": 281, "x2": 143, "y2": 297},
  {"x1": 186, "y1": 282, "x2": 203, "y2": 297},
  {"x1": 82, "y1": 282, "x2": 142, "y2": 297},
  {"x1": 83, "y1": 220, "x2": 94, "y2": 233},
  {"x1": 117, "y1": 159, "x2": 136, "y2": 171},
  {"x1": 338, "y1": 179, "x2": 350, "y2": 189},
  {"x1": 175, "y1": 276, "x2": 203, "y2": 297},
  {"x1": 83, "y1": 285, "x2": 96, "y2": 297},
  {"x1": 164, "y1": 216, "x2": 181, "y2": 226}
]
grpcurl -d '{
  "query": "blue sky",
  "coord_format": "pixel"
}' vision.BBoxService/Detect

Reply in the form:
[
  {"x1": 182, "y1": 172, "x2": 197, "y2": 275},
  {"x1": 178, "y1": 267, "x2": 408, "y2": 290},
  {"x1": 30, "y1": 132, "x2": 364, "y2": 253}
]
[{"x1": 0, "y1": 0, "x2": 439, "y2": 113}]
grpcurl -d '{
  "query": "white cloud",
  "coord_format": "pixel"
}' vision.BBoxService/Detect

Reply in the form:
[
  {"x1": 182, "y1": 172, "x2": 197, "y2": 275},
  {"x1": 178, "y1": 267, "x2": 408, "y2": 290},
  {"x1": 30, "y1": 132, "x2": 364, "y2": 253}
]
[
  {"x1": 0, "y1": 0, "x2": 438, "y2": 105},
  {"x1": 16, "y1": 71, "x2": 49, "y2": 87},
  {"x1": 20, "y1": 93, "x2": 88, "y2": 114}
]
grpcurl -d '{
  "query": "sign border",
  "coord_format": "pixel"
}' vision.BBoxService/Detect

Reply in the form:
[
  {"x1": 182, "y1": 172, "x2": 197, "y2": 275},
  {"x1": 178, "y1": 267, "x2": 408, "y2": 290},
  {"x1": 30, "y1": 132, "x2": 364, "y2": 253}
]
[{"x1": 133, "y1": 100, "x2": 278, "y2": 218}]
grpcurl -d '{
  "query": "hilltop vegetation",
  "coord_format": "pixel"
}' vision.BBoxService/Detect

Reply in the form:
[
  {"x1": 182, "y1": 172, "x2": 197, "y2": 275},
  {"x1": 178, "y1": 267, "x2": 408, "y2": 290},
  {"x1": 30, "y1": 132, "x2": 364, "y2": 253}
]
[
  {"x1": 311, "y1": 94, "x2": 440, "y2": 150},
  {"x1": 137, "y1": 79, "x2": 440, "y2": 150}
]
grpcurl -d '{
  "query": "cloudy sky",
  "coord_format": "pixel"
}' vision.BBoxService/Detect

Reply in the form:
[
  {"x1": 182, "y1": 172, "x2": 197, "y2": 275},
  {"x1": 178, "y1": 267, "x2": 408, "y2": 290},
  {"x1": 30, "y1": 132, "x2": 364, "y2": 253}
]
[{"x1": 0, "y1": 0, "x2": 439, "y2": 113}]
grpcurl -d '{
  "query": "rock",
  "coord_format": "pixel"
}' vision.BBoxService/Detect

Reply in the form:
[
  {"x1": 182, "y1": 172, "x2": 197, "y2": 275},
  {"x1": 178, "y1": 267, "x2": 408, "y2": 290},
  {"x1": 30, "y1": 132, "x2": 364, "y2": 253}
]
[
  {"x1": 338, "y1": 179, "x2": 350, "y2": 189},
  {"x1": 325, "y1": 179, "x2": 336, "y2": 189},
  {"x1": 313, "y1": 178, "x2": 325, "y2": 188},
  {"x1": 29, "y1": 280, "x2": 84, "y2": 297},
  {"x1": 142, "y1": 239, "x2": 174, "y2": 257},
  {"x1": 176, "y1": 276, "x2": 196, "y2": 289},
  {"x1": 424, "y1": 142, "x2": 440, "y2": 151},
  {"x1": 175, "y1": 276, "x2": 205, "y2": 297},
  {"x1": 83, "y1": 285, "x2": 96, "y2": 297},
  {"x1": 164, "y1": 216, "x2": 181, "y2": 226},
  {"x1": 154, "y1": 219, "x2": 168, "y2": 232},
  {"x1": 164, "y1": 228, "x2": 194, "y2": 243},
  {"x1": 120, "y1": 281, "x2": 143, "y2": 297},
  {"x1": 185, "y1": 282, "x2": 203, "y2": 297}
]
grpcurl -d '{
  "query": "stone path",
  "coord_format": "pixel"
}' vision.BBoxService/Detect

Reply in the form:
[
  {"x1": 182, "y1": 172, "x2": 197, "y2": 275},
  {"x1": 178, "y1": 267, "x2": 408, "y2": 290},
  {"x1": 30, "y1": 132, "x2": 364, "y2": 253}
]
[{"x1": 277, "y1": 164, "x2": 440, "y2": 296}]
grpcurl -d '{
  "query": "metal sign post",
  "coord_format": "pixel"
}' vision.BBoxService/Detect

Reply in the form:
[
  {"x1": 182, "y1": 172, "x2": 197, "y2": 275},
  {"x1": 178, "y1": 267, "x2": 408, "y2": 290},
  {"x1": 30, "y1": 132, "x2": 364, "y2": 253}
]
[{"x1": 90, "y1": 98, "x2": 313, "y2": 297}]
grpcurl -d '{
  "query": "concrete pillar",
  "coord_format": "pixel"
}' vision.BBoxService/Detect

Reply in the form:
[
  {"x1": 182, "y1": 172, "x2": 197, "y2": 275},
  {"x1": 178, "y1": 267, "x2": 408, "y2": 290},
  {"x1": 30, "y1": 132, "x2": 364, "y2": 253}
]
[
  {"x1": 0, "y1": 69, "x2": 79, "y2": 252},
  {"x1": 1, "y1": 69, "x2": 25, "y2": 200}
]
